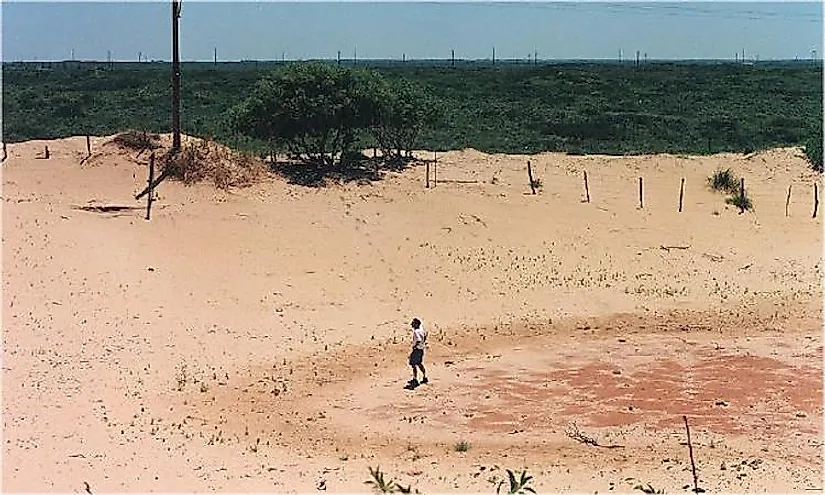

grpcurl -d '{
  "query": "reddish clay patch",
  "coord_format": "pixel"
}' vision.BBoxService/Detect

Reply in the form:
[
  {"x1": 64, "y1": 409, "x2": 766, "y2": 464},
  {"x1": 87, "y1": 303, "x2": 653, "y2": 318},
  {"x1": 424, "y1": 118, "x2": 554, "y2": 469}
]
[{"x1": 371, "y1": 351, "x2": 822, "y2": 437}]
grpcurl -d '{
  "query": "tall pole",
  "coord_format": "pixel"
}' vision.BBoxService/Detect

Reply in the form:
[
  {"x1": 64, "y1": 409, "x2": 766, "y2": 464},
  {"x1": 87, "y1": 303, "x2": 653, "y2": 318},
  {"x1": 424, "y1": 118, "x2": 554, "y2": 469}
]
[
  {"x1": 214, "y1": 46, "x2": 217, "y2": 67},
  {"x1": 171, "y1": 0, "x2": 182, "y2": 151}
]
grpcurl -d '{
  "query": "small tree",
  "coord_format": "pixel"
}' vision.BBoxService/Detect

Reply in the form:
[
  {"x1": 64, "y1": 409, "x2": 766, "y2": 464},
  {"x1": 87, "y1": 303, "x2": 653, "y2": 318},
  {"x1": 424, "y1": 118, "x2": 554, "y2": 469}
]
[{"x1": 230, "y1": 62, "x2": 379, "y2": 167}]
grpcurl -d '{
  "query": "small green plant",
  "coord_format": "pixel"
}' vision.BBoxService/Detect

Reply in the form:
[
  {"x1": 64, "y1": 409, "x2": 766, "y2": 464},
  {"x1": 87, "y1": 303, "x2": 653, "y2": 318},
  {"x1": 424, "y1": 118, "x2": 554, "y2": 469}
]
[
  {"x1": 531, "y1": 178, "x2": 543, "y2": 190},
  {"x1": 708, "y1": 168, "x2": 738, "y2": 193},
  {"x1": 496, "y1": 469, "x2": 536, "y2": 495},
  {"x1": 634, "y1": 483, "x2": 666, "y2": 494},
  {"x1": 454, "y1": 440, "x2": 471, "y2": 452}
]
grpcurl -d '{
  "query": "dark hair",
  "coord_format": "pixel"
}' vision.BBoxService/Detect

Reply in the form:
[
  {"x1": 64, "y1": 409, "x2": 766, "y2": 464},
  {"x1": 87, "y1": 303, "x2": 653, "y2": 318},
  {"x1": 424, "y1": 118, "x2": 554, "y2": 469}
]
[{"x1": 411, "y1": 318, "x2": 421, "y2": 328}]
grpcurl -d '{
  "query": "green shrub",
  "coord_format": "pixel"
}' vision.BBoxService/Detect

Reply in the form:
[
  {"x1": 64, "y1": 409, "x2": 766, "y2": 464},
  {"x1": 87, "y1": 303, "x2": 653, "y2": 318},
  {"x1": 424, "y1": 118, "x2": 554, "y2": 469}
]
[
  {"x1": 726, "y1": 189, "x2": 753, "y2": 212},
  {"x1": 454, "y1": 440, "x2": 470, "y2": 452}
]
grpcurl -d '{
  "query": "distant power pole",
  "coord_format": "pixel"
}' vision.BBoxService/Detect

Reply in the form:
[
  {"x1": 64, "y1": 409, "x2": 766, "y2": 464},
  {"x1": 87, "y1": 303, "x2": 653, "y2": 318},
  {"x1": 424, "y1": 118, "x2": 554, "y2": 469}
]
[
  {"x1": 71, "y1": 48, "x2": 75, "y2": 61},
  {"x1": 337, "y1": 50, "x2": 341, "y2": 65},
  {"x1": 403, "y1": 53, "x2": 406, "y2": 63},
  {"x1": 619, "y1": 49, "x2": 623, "y2": 63},
  {"x1": 214, "y1": 47, "x2": 217, "y2": 67},
  {"x1": 492, "y1": 46, "x2": 496, "y2": 65},
  {"x1": 534, "y1": 50, "x2": 538, "y2": 66},
  {"x1": 107, "y1": 50, "x2": 112, "y2": 68},
  {"x1": 735, "y1": 52, "x2": 739, "y2": 63},
  {"x1": 636, "y1": 50, "x2": 640, "y2": 66},
  {"x1": 354, "y1": 47, "x2": 357, "y2": 65},
  {"x1": 171, "y1": 0, "x2": 182, "y2": 151},
  {"x1": 451, "y1": 49, "x2": 455, "y2": 67},
  {"x1": 138, "y1": 51, "x2": 142, "y2": 63},
  {"x1": 644, "y1": 52, "x2": 647, "y2": 64}
]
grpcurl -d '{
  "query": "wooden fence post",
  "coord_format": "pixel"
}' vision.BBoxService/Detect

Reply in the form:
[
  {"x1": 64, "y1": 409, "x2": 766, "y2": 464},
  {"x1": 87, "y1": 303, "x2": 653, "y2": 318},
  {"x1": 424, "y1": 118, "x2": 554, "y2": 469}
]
[
  {"x1": 739, "y1": 178, "x2": 746, "y2": 214},
  {"x1": 814, "y1": 183, "x2": 819, "y2": 219},
  {"x1": 527, "y1": 161, "x2": 536, "y2": 195},
  {"x1": 425, "y1": 161, "x2": 430, "y2": 189},
  {"x1": 583, "y1": 171, "x2": 590, "y2": 203},
  {"x1": 1, "y1": 142, "x2": 6, "y2": 162},
  {"x1": 86, "y1": 135, "x2": 92, "y2": 157},
  {"x1": 433, "y1": 151, "x2": 437, "y2": 187},
  {"x1": 44, "y1": 145, "x2": 50, "y2": 159},
  {"x1": 146, "y1": 152, "x2": 155, "y2": 221},
  {"x1": 786, "y1": 184, "x2": 792, "y2": 217},
  {"x1": 638, "y1": 177, "x2": 643, "y2": 208},
  {"x1": 679, "y1": 178, "x2": 685, "y2": 212}
]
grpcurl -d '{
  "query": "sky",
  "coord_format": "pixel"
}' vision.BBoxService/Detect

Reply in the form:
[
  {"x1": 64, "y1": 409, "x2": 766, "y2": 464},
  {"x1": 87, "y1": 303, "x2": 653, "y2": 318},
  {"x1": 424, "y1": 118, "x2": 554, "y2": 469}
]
[{"x1": 1, "y1": 1, "x2": 823, "y2": 62}]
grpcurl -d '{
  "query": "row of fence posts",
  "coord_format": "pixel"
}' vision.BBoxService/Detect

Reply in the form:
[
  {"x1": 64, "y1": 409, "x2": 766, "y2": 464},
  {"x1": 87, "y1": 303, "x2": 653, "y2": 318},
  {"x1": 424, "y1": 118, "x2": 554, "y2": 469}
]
[{"x1": 422, "y1": 158, "x2": 820, "y2": 218}]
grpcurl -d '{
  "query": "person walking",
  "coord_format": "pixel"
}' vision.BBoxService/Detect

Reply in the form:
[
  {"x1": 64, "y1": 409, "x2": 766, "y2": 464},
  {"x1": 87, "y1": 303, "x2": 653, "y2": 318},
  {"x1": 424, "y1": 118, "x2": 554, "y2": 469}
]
[{"x1": 406, "y1": 318, "x2": 428, "y2": 389}]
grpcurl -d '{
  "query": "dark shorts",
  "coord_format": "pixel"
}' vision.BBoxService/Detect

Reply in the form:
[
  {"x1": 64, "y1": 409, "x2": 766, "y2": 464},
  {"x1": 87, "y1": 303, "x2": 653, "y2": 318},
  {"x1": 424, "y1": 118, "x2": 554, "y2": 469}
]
[{"x1": 409, "y1": 348, "x2": 424, "y2": 366}]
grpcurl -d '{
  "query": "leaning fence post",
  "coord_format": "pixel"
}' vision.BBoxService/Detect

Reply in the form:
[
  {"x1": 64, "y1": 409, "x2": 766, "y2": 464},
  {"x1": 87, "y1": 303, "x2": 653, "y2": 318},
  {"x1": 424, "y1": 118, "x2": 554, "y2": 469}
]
[
  {"x1": 814, "y1": 183, "x2": 819, "y2": 219},
  {"x1": 527, "y1": 161, "x2": 536, "y2": 195},
  {"x1": 146, "y1": 153, "x2": 155, "y2": 221},
  {"x1": 86, "y1": 135, "x2": 92, "y2": 157},
  {"x1": 786, "y1": 184, "x2": 792, "y2": 217},
  {"x1": 425, "y1": 160, "x2": 430, "y2": 189},
  {"x1": 583, "y1": 171, "x2": 590, "y2": 203},
  {"x1": 679, "y1": 178, "x2": 685, "y2": 212}
]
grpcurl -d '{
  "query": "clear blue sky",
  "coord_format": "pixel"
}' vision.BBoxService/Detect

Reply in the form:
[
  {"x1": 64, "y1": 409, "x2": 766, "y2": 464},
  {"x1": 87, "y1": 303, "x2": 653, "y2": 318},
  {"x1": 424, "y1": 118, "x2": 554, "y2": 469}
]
[{"x1": 2, "y1": 1, "x2": 822, "y2": 62}]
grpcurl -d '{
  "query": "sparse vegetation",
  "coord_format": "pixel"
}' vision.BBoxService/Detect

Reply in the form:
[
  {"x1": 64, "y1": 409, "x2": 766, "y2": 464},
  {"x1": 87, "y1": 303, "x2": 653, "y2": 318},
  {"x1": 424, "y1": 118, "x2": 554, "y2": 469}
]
[{"x1": 804, "y1": 129, "x2": 822, "y2": 172}]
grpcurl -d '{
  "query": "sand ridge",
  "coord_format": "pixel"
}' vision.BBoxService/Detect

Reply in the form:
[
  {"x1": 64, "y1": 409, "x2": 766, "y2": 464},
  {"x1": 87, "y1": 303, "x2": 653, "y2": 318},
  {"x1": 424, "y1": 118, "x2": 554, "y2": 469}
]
[{"x1": 2, "y1": 135, "x2": 822, "y2": 493}]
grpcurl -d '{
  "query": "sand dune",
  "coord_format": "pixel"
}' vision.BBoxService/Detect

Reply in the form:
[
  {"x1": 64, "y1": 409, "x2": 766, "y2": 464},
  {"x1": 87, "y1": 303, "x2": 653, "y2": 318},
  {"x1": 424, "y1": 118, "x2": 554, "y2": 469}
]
[{"x1": 2, "y1": 135, "x2": 822, "y2": 493}]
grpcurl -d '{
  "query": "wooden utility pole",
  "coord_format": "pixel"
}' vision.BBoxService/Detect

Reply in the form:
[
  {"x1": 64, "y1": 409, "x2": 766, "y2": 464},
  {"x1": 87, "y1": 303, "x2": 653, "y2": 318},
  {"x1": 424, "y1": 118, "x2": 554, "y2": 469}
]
[
  {"x1": 492, "y1": 46, "x2": 496, "y2": 65},
  {"x1": 451, "y1": 49, "x2": 455, "y2": 67},
  {"x1": 171, "y1": 0, "x2": 182, "y2": 151},
  {"x1": 214, "y1": 47, "x2": 217, "y2": 68}
]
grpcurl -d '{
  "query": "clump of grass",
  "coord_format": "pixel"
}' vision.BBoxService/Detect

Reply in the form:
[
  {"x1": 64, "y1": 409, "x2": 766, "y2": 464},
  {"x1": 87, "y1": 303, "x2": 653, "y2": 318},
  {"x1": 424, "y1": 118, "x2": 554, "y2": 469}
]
[
  {"x1": 111, "y1": 130, "x2": 161, "y2": 151},
  {"x1": 530, "y1": 178, "x2": 543, "y2": 190},
  {"x1": 454, "y1": 440, "x2": 471, "y2": 452},
  {"x1": 163, "y1": 138, "x2": 267, "y2": 190},
  {"x1": 725, "y1": 188, "x2": 753, "y2": 212},
  {"x1": 708, "y1": 168, "x2": 738, "y2": 193}
]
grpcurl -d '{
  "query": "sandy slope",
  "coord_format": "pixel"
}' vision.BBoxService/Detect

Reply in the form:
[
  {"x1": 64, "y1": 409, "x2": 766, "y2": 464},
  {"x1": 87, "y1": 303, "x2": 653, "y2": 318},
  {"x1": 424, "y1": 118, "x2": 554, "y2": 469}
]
[{"x1": 2, "y1": 135, "x2": 822, "y2": 493}]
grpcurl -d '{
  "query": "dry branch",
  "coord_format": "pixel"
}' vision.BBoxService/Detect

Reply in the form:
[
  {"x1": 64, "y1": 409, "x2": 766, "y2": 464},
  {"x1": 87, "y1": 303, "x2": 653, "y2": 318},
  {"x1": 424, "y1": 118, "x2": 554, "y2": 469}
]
[
  {"x1": 564, "y1": 423, "x2": 624, "y2": 449},
  {"x1": 660, "y1": 245, "x2": 690, "y2": 251}
]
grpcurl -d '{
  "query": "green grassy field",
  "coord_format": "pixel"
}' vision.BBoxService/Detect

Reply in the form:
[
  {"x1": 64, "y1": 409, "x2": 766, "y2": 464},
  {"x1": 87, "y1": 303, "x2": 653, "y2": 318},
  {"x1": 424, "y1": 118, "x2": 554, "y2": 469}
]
[{"x1": 3, "y1": 60, "x2": 822, "y2": 156}]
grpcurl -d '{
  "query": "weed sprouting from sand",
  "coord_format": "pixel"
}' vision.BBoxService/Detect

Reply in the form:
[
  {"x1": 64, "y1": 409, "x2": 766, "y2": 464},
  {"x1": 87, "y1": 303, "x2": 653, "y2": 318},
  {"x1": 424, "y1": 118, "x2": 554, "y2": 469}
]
[
  {"x1": 708, "y1": 168, "x2": 738, "y2": 193},
  {"x1": 454, "y1": 440, "x2": 471, "y2": 452},
  {"x1": 496, "y1": 469, "x2": 536, "y2": 495},
  {"x1": 365, "y1": 466, "x2": 398, "y2": 494},
  {"x1": 530, "y1": 178, "x2": 543, "y2": 190}
]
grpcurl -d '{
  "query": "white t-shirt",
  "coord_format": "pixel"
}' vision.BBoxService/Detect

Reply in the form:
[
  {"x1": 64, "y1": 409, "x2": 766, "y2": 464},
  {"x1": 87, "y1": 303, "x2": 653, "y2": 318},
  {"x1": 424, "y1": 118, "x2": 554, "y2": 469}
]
[{"x1": 412, "y1": 326, "x2": 427, "y2": 350}]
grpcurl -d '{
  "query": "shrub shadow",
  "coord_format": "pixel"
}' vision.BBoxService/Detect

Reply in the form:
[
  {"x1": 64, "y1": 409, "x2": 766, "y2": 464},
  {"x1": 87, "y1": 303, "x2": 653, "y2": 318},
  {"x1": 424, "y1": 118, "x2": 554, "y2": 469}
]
[{"x1": 271, "y1": 154, "x2": 419, "y2": 187}]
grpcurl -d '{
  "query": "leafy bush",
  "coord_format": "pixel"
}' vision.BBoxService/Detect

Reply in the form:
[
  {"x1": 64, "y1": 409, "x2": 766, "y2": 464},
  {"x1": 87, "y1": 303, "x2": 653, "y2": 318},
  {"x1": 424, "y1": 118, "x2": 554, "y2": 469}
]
[
  {"x1": 725, "y1": 188, "x2": 753, "y2": 212},
  {"x1": 454, "y1": 440, "x2": 470, "y2": 452}
]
